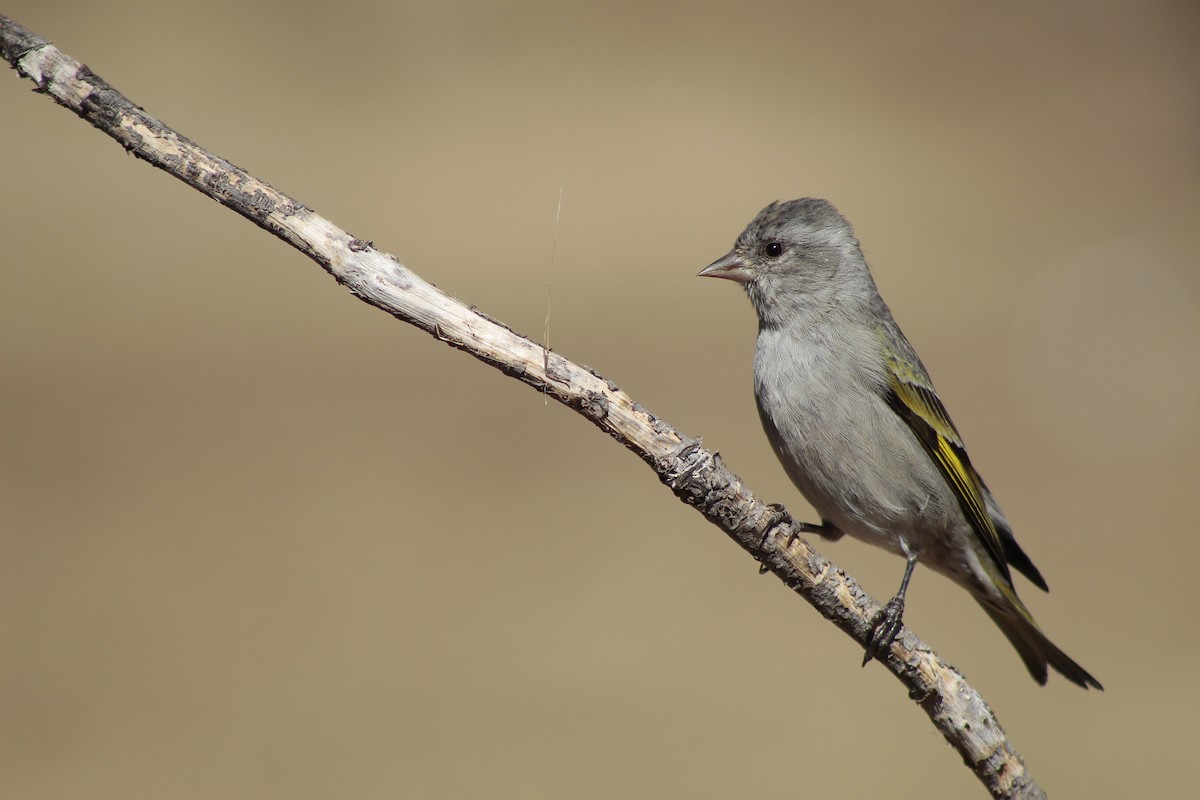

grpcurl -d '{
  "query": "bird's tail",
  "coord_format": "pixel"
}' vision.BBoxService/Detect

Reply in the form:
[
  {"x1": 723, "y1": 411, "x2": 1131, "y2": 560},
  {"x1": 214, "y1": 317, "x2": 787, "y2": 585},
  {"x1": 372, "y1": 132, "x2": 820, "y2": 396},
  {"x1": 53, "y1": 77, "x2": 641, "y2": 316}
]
[{"x1": 976, "y1": 594, "x2": 1103, "y2": 690}]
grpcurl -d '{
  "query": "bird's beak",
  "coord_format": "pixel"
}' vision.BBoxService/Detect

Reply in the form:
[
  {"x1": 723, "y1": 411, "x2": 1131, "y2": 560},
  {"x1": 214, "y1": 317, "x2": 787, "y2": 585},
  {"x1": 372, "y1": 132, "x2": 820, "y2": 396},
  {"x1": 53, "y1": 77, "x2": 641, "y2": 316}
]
[{"x1": 698, "y1": 252, "x2": 753, "y2": 283}]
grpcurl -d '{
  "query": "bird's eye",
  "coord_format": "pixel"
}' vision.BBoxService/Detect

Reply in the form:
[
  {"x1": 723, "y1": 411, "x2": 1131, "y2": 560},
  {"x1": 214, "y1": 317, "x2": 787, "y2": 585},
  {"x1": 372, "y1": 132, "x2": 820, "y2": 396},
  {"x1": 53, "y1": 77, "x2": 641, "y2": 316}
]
[{"x1": 764, "y1": 241, "x2": 784, "y2": 258}]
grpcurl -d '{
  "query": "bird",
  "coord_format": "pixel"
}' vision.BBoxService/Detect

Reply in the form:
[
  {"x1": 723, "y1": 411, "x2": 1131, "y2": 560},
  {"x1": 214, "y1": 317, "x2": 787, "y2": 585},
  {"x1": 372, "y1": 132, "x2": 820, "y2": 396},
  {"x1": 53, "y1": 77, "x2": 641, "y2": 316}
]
[{"x1": 699, "y1": 198, "x2": 1101, "y2": 689}]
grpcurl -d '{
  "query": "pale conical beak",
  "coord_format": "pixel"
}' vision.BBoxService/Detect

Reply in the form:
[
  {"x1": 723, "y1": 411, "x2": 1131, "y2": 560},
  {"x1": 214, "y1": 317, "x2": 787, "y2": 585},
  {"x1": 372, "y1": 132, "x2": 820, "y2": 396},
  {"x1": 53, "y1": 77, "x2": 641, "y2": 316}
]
[{"x1": 698, "y1": 252, "x2": 753, "y2": 283}]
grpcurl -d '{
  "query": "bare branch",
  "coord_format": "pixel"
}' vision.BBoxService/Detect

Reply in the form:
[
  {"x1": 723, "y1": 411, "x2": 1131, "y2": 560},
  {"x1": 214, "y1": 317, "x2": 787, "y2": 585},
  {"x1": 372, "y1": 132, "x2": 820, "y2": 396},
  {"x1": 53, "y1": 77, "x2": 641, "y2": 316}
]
[{"x1": 0, "y1": 15, "x2": 1045, "y2": 799}]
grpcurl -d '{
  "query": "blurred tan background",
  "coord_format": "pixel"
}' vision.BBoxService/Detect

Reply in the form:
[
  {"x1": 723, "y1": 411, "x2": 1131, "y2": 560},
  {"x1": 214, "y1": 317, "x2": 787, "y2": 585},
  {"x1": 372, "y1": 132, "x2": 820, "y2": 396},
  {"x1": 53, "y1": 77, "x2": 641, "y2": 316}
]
[{"x1": 2, "y1": 2, "x2": 1197, "y2": 797}]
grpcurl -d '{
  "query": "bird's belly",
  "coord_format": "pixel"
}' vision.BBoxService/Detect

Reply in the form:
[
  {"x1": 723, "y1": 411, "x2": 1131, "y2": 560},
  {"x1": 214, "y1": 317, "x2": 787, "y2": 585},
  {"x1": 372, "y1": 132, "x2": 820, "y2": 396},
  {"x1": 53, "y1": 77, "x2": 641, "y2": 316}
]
[{"x1": 754, "y1": 365, "x2": 961, "y2": 559}]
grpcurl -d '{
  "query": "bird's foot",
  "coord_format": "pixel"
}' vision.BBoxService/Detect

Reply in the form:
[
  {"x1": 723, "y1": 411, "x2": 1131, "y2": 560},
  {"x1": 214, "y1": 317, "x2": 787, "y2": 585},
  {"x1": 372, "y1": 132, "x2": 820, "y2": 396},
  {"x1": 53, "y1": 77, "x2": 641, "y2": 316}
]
[
  {"x1": 756, "y1": 503, "x2": 791, "y2": 574},
  {"x1": 862, "y1": 596, "x2": 906, "y2": 666}
]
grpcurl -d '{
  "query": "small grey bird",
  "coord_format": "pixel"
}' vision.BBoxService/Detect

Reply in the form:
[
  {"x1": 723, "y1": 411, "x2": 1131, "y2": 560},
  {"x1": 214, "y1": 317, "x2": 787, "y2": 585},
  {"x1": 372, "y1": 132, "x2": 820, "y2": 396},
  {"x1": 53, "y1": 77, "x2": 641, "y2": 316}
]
[{"x1": 700, "y1": 198, "x2": 1100, "y2": 689}]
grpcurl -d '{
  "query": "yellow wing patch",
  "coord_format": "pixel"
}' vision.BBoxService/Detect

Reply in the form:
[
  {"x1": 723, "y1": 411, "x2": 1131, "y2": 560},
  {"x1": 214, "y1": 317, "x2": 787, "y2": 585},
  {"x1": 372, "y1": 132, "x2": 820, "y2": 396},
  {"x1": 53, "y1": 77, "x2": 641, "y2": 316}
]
[{"x1": 885, "y1": 355, "x2": 1010, "y2": 581}]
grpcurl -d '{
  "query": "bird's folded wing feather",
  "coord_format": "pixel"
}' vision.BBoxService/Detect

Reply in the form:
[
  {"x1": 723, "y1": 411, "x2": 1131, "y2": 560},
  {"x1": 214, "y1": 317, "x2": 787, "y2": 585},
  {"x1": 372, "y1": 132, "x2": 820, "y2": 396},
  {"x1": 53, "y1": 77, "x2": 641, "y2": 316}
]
[{"x1": 883, "y1": 351, "x2": 1012, "y2": 585}]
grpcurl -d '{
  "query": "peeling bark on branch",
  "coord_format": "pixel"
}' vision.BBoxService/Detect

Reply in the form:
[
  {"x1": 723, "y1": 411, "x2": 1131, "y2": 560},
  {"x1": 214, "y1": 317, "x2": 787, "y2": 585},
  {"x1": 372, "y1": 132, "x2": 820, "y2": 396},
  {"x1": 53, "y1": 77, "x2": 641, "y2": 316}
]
[{"x1": 1, "y1": 15, "x2": 1046, "y2": 799}]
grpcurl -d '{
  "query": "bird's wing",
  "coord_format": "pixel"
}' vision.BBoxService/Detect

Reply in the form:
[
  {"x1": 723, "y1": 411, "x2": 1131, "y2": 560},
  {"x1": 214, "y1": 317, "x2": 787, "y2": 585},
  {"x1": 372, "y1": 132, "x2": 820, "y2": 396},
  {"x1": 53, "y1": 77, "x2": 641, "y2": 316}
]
[{"x1": 882, "y1": 348, "x2": 1011, "y2": 584}]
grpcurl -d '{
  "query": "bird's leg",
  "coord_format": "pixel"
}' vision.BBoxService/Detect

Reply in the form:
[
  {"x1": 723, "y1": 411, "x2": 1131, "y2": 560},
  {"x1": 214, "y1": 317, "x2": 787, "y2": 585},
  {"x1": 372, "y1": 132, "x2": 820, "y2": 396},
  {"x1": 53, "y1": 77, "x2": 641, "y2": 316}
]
[
  {"x1": 863, "y1": 546, "x2": 919, "y2": 666},
  {"x1": 798, "y1": 519, "x2": 845, "y2": 545},
  {"x1": 757, "y1": 508, "x2": 844, "y2": 574}
]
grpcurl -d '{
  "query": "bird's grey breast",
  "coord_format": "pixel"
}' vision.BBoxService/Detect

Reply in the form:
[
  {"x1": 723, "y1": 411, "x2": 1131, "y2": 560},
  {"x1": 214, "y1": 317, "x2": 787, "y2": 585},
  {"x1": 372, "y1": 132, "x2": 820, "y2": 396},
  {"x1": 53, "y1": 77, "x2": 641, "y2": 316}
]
[{"x1": 752, "y1": 321, "x2": 941, "y2": 550}]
